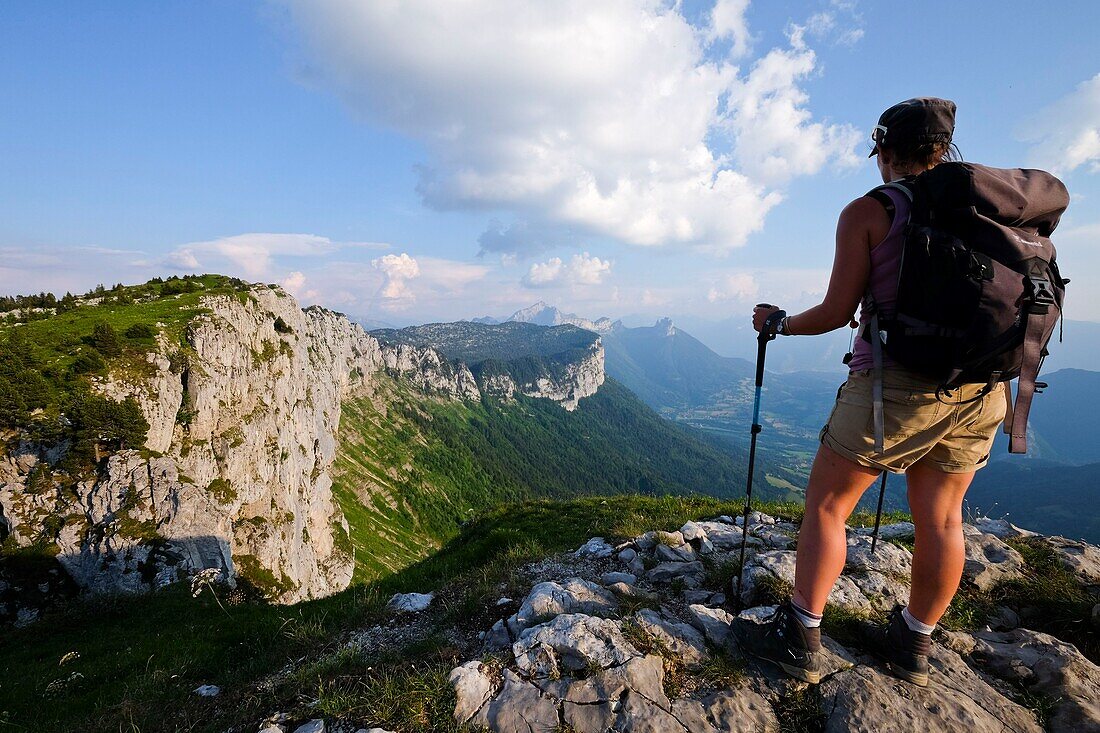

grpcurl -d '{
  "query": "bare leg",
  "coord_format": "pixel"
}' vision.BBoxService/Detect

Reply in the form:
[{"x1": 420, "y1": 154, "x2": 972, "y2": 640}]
[
  {"x1": 792, "y1": 443, "x2": 881, "y2": 615},
  {"x1": 904, "y1": 460, "x2": 975, "y2": 625}
]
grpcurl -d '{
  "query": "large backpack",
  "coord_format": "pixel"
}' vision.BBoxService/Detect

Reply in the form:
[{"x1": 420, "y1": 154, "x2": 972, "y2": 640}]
[{"x1": 862, "y1": 162, "x2": 1070, "y2": 454}]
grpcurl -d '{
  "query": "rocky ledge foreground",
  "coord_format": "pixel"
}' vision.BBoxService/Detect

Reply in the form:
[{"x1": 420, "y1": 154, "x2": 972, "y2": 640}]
[{"x1": 254, "y1": 513, "x2": 1100, "y2": 733}]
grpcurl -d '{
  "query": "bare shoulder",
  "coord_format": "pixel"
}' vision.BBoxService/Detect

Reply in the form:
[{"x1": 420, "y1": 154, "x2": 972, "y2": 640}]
[{"x1": 837, "y1": 195, "x2": 892, "y2": 247}]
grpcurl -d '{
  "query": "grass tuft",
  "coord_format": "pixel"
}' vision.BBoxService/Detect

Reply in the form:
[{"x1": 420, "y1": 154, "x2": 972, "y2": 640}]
[
  {"x1": 620, "y1": 618, "x2": 690, "y2": 698},
  {"x1": 696, "y1": 645, "x2": 746, "y2": 689},
  {"x1": 701, "y1": 554, "x2": 741, "y2": 592},
  {"x1": 776, "y1": 684, "x2": 826, "y2": 733}
]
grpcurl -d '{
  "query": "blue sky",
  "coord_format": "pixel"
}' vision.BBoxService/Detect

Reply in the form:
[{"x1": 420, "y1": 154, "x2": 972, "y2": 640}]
[{"x1": 3, "y1": 0, "x2": 1099, "y2": 331}]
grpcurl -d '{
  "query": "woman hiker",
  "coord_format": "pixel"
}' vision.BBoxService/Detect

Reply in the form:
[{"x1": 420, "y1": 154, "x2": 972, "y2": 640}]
[{"x1": 745, "y1": 97, "x2": 1007, "y2": 687}]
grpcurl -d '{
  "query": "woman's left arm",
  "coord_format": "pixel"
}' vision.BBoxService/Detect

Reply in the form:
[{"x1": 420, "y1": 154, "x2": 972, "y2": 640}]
[{"x1": 753, "y1": 196, "x2": 887, "y2": 335}]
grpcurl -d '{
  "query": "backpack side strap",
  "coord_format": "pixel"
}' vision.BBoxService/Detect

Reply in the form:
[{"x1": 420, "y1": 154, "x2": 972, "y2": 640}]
[
  {"x1": 1002, "y1": 380, "x2": 1015, "y2": 435},
  {"x1": 1009, "y1": 313, "x2": 1047, "y2": 453}
]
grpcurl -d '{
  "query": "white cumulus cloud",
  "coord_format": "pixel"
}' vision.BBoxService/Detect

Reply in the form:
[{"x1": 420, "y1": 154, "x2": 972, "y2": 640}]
[
  {"x1": 1021, "y1": 73, "x2": 1100, "y2": 175},
  {"x1": 523, "y1": 252, "x2": 612, "y2": 288},
  {"x1": 722, "y1": 28, "x2": 862, "y2": 186},
  {"x1": 796, "y1": 1, "x2": 864, "y2": 48},
  {"x1": 708, "y1": 0, "x2": 753, "y2": 58},
  {"x1": 282, "y1": 0, "x2": 859, "y2": 254},
  {"x1": 371, "y1": 252, "x2": 420, "y2": 299},
  {"x1": 164, "y1": 233, "x2": 373, "y2": 279},
  {"x1": 165, "y1": 248, "x2": 201, "y2": 270},
  {"x1": 707, "y1": 272, "x2": 760, "y2": 302},
  {"x1": 280, "y1": 270, "x2": 308, "y2": 295}
]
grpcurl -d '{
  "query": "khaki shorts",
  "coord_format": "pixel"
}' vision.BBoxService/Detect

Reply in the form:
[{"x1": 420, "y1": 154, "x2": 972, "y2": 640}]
[{"x1": 819, "y1": 367, "x2": 1008, "y2": 474}]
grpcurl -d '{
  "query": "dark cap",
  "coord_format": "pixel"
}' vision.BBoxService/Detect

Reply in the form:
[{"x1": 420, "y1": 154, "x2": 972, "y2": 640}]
[{"x1": 868, "y1": 97, "x2": 956, "y2": 157}]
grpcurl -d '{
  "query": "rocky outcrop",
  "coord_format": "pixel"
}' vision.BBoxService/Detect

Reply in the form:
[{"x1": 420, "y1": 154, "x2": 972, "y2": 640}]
[
  {"x1": 473, "y1": 340, "x2": 604, "y2": 411},
  {"x1": 508, "y1": 337, "x2": 603, "y2": 411},
  {"x1": 436, "y1": 515, "x2": 1100, "y2": 733},
  {"x1": 944, "y1": 628, "x2": 1100, "y2": 731},
  {"x1": 373, "y1": 321, "x2": 606, "y2": 412},
  {"x1": 377, "y1": 341, "x2": 480, "y2": 400}
]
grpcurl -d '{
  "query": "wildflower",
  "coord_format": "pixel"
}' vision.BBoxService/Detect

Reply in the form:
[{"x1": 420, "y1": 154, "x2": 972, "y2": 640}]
[
  {"x1": 190, "y1": 567, "x2": 230, "y2": 615},
  {"x1": 44, "y1": 672, "x2": 84, "y2": 696},
  {"x1": 190, "y1": 567, "x2": 223, "y2": 597}
]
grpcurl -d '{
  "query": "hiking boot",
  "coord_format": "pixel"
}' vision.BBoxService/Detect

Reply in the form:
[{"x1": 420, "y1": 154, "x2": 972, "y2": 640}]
[
  {"x1": 865, "y1": 607, "x2": 931, "y2": 687},
  {"x1": 740, "y1": 602, "x2": 823, "y2": 684}
]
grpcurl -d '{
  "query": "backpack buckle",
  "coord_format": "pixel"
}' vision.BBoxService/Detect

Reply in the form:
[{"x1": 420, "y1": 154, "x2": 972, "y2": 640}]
[{"x1": 1026, "y1": 276, "x2": 1054, "y2": 314}]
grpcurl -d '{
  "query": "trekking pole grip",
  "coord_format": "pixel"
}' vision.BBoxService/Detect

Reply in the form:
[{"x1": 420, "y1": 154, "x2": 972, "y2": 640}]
[{"x1": 754, "y1": 306, "x2": 786, "y2": 386}]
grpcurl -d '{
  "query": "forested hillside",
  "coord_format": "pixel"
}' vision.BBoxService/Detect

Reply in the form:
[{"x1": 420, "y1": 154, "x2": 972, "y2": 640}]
[{"x1": 331, "y1": 373, "x2": 794, "y2": 581}]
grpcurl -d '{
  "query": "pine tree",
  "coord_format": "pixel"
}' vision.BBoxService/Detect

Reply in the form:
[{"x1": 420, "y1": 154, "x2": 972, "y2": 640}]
[{"x1": 92, "y1": 321, "x2": 122, "y2": 357}]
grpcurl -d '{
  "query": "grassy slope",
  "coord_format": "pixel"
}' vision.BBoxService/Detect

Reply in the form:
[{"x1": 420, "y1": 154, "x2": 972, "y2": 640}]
[
  {"x1": 330, "y1": 374, "x2": 799, "y2": 584},
  {"x1": 4, "y1": 274, "x2": 246, "y2": 377},
  {"x1": 0, "y1": 494, "x2": 805, "y2": 733}
]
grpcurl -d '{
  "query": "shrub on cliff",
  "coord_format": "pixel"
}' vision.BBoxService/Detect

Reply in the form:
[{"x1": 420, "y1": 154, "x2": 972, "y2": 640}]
[
  {"x1": 0, "y1": 331, "x2": 51, "y2": 428},
  {"x1": 124, "y1": 322, "x2": 156, "y2": 340},
  {"x1": 69, "y1": 349, "x2": 106, "y2": 375},
  {"x1": 65, "y1": 391, "x2": 150, "y2": 463},
  {"x1": 91, "y1": 321, "x2": 122, "y2": 357}
]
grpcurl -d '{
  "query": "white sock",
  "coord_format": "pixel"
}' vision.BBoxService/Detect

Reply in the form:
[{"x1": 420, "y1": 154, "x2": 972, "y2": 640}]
[
  {"x1": 790, "y1": 601, "x2": 822, "y2": 629},
  {"x1": 902, "y1": 606, "x2": 935, "y2": 635}
]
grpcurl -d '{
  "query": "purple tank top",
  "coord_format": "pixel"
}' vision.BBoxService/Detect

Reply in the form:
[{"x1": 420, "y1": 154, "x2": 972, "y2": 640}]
[{"x1": 847, "y1": 186, "x2": 909, "y2": 372}]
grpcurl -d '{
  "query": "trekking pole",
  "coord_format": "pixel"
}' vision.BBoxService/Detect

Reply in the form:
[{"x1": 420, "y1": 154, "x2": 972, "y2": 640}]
[
  {"x1": 869, "y1": 472, "x2": 888, "y2": 555},
  {"x1": 734, "y1": 305, "x2": 786, "y2": 612}
]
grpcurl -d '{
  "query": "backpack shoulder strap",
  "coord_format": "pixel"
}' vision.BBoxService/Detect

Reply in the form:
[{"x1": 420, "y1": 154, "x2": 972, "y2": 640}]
[
  {"x1": 865, "y1": 188, "x2": 896, "y2": 219},
  {"x1": 881, "y1": 179, "x2": 915, "y2": 201},
  {"x1": 1008, "y1": 281, "x2": 1059, "y2": 453},
  {"x1": 861, "y1": 178, "x2": 919, "y2": 456},
  {"x1": 865, "y1": 180, "x2": 917, "y2": 223}
]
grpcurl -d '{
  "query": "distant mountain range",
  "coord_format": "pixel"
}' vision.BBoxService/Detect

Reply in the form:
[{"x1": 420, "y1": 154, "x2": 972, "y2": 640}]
[
  {"x1": 473, "y1": 300, "x2": 1100, "y2": 540},
  {"x1": 476, "y1": 300, "x2": 616, "y2": 334},
  {"x1": 655, "y1": 313, "x2": 855, "y2": 373},
  {"x1": 469, "y1": 305, "x2": 840, "y2": 496},
  {"x1": 370, "y1": 320, "x2": 598, "y2": 371},
  {"x1": 636, "y1": 315, "x2": 1098, "y2": 374},
  {"x1": 477, "y1": 303, "x2": 856, "y2": 373},
  {"x1": 601, "y1": 317, "x2": 752, "y2": 409}
]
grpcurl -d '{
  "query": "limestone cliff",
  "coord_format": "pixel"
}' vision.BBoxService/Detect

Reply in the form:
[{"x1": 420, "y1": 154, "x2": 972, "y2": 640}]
[
  {"x1": 477, "y1": 337, "x2": 604, "y2": 411},
  {"x1": 0, "y1": 284, "x2": 607, "y2": 610},
  {"x1": 2, "y1": 287, "x2": 386, "y2": 603},
  {"x1": 370, "y1": 320, "x2": 606, "y2": 411}
]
